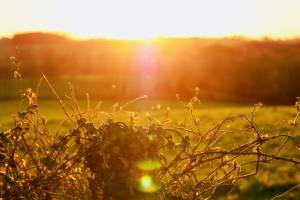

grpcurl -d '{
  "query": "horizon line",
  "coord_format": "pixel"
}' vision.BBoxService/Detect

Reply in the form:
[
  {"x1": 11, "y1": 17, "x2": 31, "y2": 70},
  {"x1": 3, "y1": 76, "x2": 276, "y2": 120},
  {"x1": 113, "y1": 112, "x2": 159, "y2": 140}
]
[{"x1": 2, "y1": 31, "x2": 300, "y2": 42}]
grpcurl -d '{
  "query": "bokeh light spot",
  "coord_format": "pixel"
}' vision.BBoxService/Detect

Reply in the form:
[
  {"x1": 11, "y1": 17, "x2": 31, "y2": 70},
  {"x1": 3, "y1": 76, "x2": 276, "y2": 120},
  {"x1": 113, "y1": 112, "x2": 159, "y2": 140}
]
[
  {"x1": 139, "y1": 175, "x2": 159, "y2": 193},
  {"x1": 136, "y1": 160, "x2": 161, "y2": 171},
  {"x1": 141, "y1": 175, "x2": 152, "y2": 188}
]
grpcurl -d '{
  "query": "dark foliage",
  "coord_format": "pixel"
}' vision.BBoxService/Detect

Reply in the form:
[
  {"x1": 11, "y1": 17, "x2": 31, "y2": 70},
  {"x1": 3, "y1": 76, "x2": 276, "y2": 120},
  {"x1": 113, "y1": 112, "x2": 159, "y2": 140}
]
[{"x1": 1, "y1": 33, "x2": 300, "y2": 103}]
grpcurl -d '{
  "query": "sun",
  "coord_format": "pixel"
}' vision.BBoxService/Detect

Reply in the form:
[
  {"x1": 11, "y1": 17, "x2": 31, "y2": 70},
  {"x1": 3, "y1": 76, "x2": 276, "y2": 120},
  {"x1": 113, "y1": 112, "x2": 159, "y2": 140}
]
[{"x1": 50, "y1": 0, "x2": 252, "y2": 40}]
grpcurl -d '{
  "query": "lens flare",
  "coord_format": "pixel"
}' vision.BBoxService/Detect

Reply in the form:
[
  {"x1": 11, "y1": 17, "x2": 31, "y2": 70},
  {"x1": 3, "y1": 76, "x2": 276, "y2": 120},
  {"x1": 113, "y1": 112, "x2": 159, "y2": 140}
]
[
  {"x1": 139, "y1": 175, "x2": 159, "y2": 193},
  {"x1": 136, "y1": 43, "x2": 157, "y2": 94},
  {"x1": 136, "y1": 160, "x2": 161, "y2": 171},
  {"x1": 141, "y1": 175, "x2": 152, "y2": 188}
]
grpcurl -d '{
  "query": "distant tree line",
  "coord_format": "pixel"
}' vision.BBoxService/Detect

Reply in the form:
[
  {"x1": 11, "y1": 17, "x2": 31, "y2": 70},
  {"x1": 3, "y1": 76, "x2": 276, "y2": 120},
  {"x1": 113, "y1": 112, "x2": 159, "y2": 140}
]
[{"x1": 1, "y1": 32, "x2": 300, "y2": 103}]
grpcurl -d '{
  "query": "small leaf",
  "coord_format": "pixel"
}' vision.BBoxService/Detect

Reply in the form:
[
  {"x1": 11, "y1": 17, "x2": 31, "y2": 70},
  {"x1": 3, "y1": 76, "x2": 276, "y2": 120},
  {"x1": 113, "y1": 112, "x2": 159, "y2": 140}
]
[
  {"x1": 166, "y1": 141, "x2": 175, "y2": 150},
  {"x1": 175, "y1": 143, "x2": 184, "y2": 149},
  {"x1": 212, "y1": 146, "x2": 221, "y2": 151},
  {"x1": 289, "y1": 120, "x2": 297, "y2": 126},
  {"x1": 18, "y1": 111, "x2": 27, "y2": 118},
  {"x1": 296, "y1": 100, "x2": 300, "y2": 112},
  {"x1": 51, "y1": 143, "x2": 60, "y2": 150},
  {"x1": 27, "y1": 104, "x2": 38, "y2": 111},
  {"x1": 9, "y1": 56, "x2": 17, "y2": 63},
  {"x1": 174, "y1": 155, "x2": 181, "y2": 163},
  {"x1": 77, "y1": 118, "x2": 87, "y2": 126},
  {"x1": 181, "y1": 136, "x2": 190, "y2": 148},
  {"x1": 159, "y1": 153, "x2": 167, "y2": 163},
  {"x1": 209, "y1": 175, "x2": 215, "y2": 182},
  {"x1": 13, "y1": 71, "x2": 21, "y2": 79},
  {"x1": 71, "y1": 129, "x2": 81, "y2": 136},
  {"x1": 190, "y1": 157, "x2": 197, "y2": 163},
  {"x1": 40, "y1": 157, "x2": 57, "y2": 170},
  {"x1": 76, "y1": 137, "x2": 83, "y2": 144}
]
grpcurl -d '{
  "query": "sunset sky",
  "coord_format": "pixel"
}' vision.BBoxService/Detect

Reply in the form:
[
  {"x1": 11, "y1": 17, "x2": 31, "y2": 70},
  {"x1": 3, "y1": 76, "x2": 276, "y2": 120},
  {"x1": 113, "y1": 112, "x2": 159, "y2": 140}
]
[{"x1": 0, "y1": 0, "x2": 300, "y2": 40}]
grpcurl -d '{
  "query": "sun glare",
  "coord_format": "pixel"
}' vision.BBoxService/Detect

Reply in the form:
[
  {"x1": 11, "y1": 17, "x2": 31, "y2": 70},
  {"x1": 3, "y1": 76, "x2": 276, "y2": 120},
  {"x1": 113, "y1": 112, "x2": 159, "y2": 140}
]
[
  {"x1": 1, "y1": 0, "x2": 300, "y2": 39},
  {"x1": 50, "y1": 0, "x2": 256, "y2": 40}
]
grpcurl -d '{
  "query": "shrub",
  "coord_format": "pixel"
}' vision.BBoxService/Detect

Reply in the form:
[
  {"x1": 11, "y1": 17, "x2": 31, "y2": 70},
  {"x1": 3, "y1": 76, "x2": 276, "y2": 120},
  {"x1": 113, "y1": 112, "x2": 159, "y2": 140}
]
[{"x1": 0, "y1": 74, "x2": 299, "y2": 199}]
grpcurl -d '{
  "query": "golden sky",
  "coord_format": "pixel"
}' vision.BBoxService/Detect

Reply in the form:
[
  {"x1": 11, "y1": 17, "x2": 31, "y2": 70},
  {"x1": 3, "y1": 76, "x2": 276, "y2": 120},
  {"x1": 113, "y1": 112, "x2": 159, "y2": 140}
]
[{"x1": 0, "y1": 0, "x2": 300, "y2": 39}]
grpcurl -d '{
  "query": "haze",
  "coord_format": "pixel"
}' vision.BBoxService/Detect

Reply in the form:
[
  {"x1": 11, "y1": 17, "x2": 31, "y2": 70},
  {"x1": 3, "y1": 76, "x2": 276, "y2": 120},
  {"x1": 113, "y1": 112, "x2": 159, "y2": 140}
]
[{"x1": 0, "y1": 0, "x2": 300, "y2": 39}]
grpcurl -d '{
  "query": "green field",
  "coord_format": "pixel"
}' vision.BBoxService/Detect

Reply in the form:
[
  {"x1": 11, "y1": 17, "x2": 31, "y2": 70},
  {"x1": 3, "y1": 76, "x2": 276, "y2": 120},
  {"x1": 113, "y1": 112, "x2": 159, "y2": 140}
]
[
  {"x1": 1, "y1": 98, "x2": 300, "y2": 199},
  {"x1": 0, "y1": 99, "x2": 296, "y2": 130}
]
